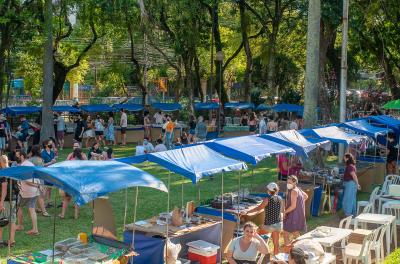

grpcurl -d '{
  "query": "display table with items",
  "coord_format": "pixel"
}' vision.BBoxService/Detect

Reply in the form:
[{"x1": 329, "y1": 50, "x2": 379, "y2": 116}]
[
  {"x1": 7, "y1": 235, "x2": 133, "y2": 264},
  {"x1": 115, "y1": 125, "x2": 144, "y2": 143},
  {"x1": 356, "y1": 157, "x2": 387, "y2": 192},
  {"x1": 222, "y1": 125, "x2": 250, "y2": 138},
  {"x1": 195, "y1": 191, "x2": 265, "y2": 251},
  {"x1": 123, "y1": 211, "x2": 222, "y2": 264}
]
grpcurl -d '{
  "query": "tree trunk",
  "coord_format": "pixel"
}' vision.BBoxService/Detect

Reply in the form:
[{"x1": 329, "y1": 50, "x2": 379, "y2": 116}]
[
  {"x1": 0, "y1": 24, "x2": 11, "y2": 107},
  {"x1": 303, "y1": 0, "x2": 321, "y2": 128},
  {"x1": 239, "y1": 0, "x2": 252, "y2": 102},
  {"x1": 211, "y1": 3, "x2": 228, "y2": 104},
  {"x1": 266, "y1": 43, "x2": 276, "y2": 96},
  {"x1": 193, "y1": 50, "x2": 203, "y2": 101},
  {"x1": 41, "y1": 0, "x2": 54, "y2": 141}
]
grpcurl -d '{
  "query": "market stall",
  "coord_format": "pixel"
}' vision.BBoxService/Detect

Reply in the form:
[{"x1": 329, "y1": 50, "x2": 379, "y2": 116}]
[
  {"x1": 0, "y1": 160, "x2": 168, "y2": 264},
  {"x1": 150, "y1": 102, "x2": 183, "y2": 140},
  {"x1": 122, "y1": 144, "x2": 247, "y2": 262},
  {"x1": 338, "y1": 119, "x2": 391, "y2": 191},
  {"x1": 222, "y1": 102, "x2": 255, "y2": 137},
  {"x1": 113, "y1": 103, "x2": 146, "y2": 143}
]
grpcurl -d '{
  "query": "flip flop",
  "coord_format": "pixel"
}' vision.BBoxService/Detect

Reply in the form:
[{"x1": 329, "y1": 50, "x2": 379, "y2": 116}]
[
  {"x1": 15, "y1": 226, "x2": 24, "y2": 231},
  {"x1": 26, "y1": 230, "x2": 40, "y2": 236},
  {"x1": 58, "y1": 214, "x2": 65, "y2": 219}
]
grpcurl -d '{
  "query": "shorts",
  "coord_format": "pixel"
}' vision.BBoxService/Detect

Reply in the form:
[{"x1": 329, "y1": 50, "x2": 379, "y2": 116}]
[
  {"x1": 18, "y1": 133, "x2": 28, "y2": 142},
  {"x1": 121, "y1": 127, "x2": 127, "y2": 134},
  {"x1": 57, "y1": 131, "x2": 65, "y2": 139},
  {"x1": 0, "y1": 201, "x2": 17, "y2": 223},
  {"x1": 74, "y1": 134, "x2": 82, "y2": 142},
  {"x1": 95, "y1": 131, "x2": 103, "y2": 136},
  {"x1": 263, "y1": 222, "x2": 283, "y2": 232},
  {"x1": 249, "y1": 125, "x2": 257, "y2": 132},
  {"x1": 18, "y1": 196, "x2": 38, "y2": 209},
  {"x1": 0, "y1": 137, "x2": 6, "y2": 149}
]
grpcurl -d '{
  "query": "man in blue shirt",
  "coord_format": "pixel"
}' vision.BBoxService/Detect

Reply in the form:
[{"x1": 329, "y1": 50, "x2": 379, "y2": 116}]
[{"x1": 17, "y1": 115, "x2": 30, "y2": 152}]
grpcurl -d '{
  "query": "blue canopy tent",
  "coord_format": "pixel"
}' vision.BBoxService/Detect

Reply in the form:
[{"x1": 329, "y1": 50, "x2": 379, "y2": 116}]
[
  {"x1": 52, "y1": 105, "x2": 81, "y2": 113},
  {"x1": 205, "y1": 135, "x2": 295, "y2": 165},
  {"x1": 147, "y1": 144, "x2": 247, "y2": 184},
  {"x1": 0, "y1": 160, "x2": 168, "y2": 205},
  {"x1": 272, "y1": 104, "x2": 303, "y2": 114},
  {"x1": 114, "y1": 154, "x2": 148, "y2": 164},
  {"x1": 79, "y1": 104, "x2": 115, "y2": 113},
  {"x1": 301, "y1": 126, "x2": 368, "y2": 145},
  {"x1": 113, "y1": 103, "x2": 144, "y2": 112},
  {"x1": 151, "y1": 102, "x2": 182, "y2": 112},
  {"x1": 364, "y1": 115, "x2": 400, "y2": 134},
  {"x1": 1, "y1": 106, "x2": 41, "y2": 116},
  {"x1": 194, "y1": 102, "x2": 219, "y2": 110},
  {"x1": 338, "y1": 119, "x2": 391, "y2": 138},
  {"x1": 261, "y1": 130, "x2": 331, "y2": 157},
  {"x1": 224, "y1": 102, "x2": 254, "y2": 110},
  {"x1": 256, "y1": 104, "x2": 271, "y2": 111}
]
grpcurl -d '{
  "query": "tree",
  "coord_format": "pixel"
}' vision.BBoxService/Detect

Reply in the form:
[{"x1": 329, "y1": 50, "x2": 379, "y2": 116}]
[
  {"x1": 41, "y1": 0, "x2": 54, "y2": 141},
  {"x1": 303, "y1": 0, "x2": 320, "y2": 128}
]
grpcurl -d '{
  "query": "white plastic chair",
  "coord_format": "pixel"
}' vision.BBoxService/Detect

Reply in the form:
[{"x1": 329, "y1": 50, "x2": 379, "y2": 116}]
[
  {"x1": 339, "y1": 215, "x2": 353, "y2": 229},
  {"x1": 369, "y1": 224, "x2": 388, "y2": 263},
  {"x1": 362, "y1": 203, "x2": 373, "y2": 214},
  {"x1": 233, "y1": 117, "x2": 241, "y2": 126},
  {"x1": 225, "y1": 117, "x2": 232, "y2": 126},
  {"x1": 387, "y1": 203, "x2": 400, "y2": 225},
  {"x1": 357, "y1": 187, "x2": 380, "y2": 214},
  {"x1": 381, "y1": 175, "x2": 400, "y2": 195},
  {"x1": 343, "y1": 229, "x2": 374, "y2": 264}
]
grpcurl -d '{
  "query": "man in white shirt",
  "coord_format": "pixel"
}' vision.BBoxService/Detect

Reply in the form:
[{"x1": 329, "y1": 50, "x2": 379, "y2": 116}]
[
  {"x1": 289, "y1": 119, "x2": 298, "y2": 130},
  {"x1": 120, "y1": 109, "x2": 128, "y2": 146},
  {"x1": 153, "y1": 111, "x2": 164, "y2": 125},
  {"x1": 154, "y1": 139, "x2": 168, "y2": 152},
  {"x1": 259, "y1": 115, "x2": 267, "y2": 134},
  {"x1": 16, "y1": 151, "x2": 40, "y2": 235}
]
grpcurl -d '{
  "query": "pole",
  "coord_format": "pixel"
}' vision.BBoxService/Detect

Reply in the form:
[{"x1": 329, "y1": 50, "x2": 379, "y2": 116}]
[
  {"x1": 220, "y1": 172, "x2": 224, "y2": 263},
  {"x1": 338, "y1": 0, "x2": 349, "y2": 161},
  {"x1": 210, "y1": 5, "x2": 214, "y2": 101},
  {"x1": 218, "y1": 61, "x2": 222, "y2": 137}
]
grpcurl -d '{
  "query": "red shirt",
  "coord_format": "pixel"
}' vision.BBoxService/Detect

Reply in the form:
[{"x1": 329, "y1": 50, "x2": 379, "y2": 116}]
[
  {"x1": 278, "y1": 155, "x2": 289, "y2": 175},
  {"x1": 343, "y1": 164, "x2": 356, "y2": 181}
]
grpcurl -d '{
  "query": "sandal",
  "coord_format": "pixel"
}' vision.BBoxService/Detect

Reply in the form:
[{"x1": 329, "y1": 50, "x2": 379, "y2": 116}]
[
  {"x1": 6, "y1": 241, "x2": 15, "y2": 247},
  {"x1": 26, "y1": 230, "x2": 40, "y2": 236},
  {"x1": 42, "y1": 211, "x2": 51, "y2": 217},
  {"x1": 58, "y1": 214, "x2": 65, "y2": 219},
  {"x1": 15, "y1": 225, "x2": 24, "y2": 231}
]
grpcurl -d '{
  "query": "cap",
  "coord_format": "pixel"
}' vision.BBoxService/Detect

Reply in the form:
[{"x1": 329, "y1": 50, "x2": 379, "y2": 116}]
[{"x1": 267, "y1": 182, "x2": 278, "y2": 192}]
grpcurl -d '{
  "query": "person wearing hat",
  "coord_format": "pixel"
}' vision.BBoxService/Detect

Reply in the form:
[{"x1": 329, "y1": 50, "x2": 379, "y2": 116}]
[
  {"x1": 244, "y1": 182, "x2": 283, "y2": 256},
  {"x1": 0, "y1": 114, "x2": 9, "y2": 153}
]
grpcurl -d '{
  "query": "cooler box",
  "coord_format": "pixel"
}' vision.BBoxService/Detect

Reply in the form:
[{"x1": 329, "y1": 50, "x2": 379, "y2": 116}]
[{"x1": 187, "y1": 240, "x2": 220, "y2": 264}]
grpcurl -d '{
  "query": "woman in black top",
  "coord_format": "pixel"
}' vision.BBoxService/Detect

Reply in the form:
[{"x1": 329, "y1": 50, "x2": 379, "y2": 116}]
[
  {"x1": 188, "y1": 115, "x2": 196, "y2": 143},
  {"x1": 244, "y1": 182, "x2": 282, "y2": 255},
  {"x1": 386, "y1": 133, "x2": 398, "y2": 174}
]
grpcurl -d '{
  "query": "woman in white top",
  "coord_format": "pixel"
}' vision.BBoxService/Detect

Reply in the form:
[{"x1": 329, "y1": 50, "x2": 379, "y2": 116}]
[{"x1": 226, "y1": 222, "x2": 269, "y2": 264}]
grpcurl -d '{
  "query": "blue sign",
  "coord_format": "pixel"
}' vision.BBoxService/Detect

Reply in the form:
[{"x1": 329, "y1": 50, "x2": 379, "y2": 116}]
[
  {"x1": 12, "y1": 78, "x2": 24, "y2": 89},
  {"x1": 79, "y1": 85, "x2": 93, "y2": 91}
]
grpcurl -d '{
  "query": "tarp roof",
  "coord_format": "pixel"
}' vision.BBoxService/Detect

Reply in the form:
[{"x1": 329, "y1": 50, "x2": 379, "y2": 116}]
[
  {"x1": 272, "y1": 104, "x2": 303, "y2": 113},
  {"x1": 113, "y1": 103, "x2": 144, "y2": 112},
  {"x1": 205, "y1": 135, "x2": 295, "y2": 165},
  {"x1": 301, "y1": 126, "x2": 368, "y2": 145},
  {"x1": 114, "y1": 155, "x2": 148, "y2": 164},
  {"x1": 256, "y1": 104, "x2": 271, "y2": 111},
  {"x1": 151, "y1": 103, "x2": 182, "y2": 112},
  {"x1": 365, "y1": 115, "x2": 400, "y2": 132},
  {"x1": 52, "y1": 105, "x2": 81, "y2": 113},
  {"x1": 338, "y1": 119, "x2": 391, "y2": 138},
  {"x1": 2, "y1": 106, "x2": 41, "y2": 116},
  {"x1": 261, "y1": 130, "x2": 331, "y2": 157},
  {"x1": 80, "y1": 104, "x2": 115, "y2": 113},
  {"x1": 0, "y1": 160, "x2": 168, "y2": 205},
  {"x1": 194, "y1": 102, "x2": 219, "y2": 110},
  {"x1": 147, "y1": 144, "x2": 247, "y2": 183},
  {"x1": 224, "y1": 102, "x2": 254, "y2": 110}
]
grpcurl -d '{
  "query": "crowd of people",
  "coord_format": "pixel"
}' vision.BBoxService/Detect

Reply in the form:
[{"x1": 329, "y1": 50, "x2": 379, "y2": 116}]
[{"x1": 0, "y1": 110, "x2": 121, "y2": 248}]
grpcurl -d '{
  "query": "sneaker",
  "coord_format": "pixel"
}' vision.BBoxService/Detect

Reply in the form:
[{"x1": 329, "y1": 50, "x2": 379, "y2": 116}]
[{"x1": 42, "y1": 211, "x2": 51, "y2": 217}]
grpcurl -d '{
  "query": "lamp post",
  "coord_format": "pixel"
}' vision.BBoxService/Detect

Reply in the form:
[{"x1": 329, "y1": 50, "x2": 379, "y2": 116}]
[{"x1": 216, "y1": 51, "x2": 224, "y2": 136}]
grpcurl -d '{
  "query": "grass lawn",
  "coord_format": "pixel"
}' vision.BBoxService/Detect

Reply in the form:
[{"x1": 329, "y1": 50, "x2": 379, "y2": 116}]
[{"x1": 0, "y1": 145, "x2": 371, "y2": 262}]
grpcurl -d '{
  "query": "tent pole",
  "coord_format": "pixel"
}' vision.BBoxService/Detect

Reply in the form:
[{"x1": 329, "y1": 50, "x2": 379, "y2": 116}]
[
  {"x1": 7, "y1": 179, "x2": 13, "y2": 257},
  {"x1": 197, "y1": 182, "x2": 201, "y2": 204},
  {"x1": 396, "y1": 137, "x2": 400, "y2": 174},
  {"x1": 165, "y1": 172, "x2": 171, "y2": 262},
  {"x1": 51, "y1": 188, "x2": 58, "y2": 264},
  {"x1": 181, "y1": 176, "x2": 184, "y2": 209},
  {"x1": 385, "y1": 129, "x2": 389, "y2": 176},
  {"x1": 220, "y1": 172, "x2": 224, "y2": 263},
  {"x1": 130, "y1": 187, "x2": 139, "y2": 264},
  {"x1": 237, "y1": 171, "x2": 241, "y2": 231},
  {"x1": 123, "y1": 188, "x2": 128, "y2": 230}
]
